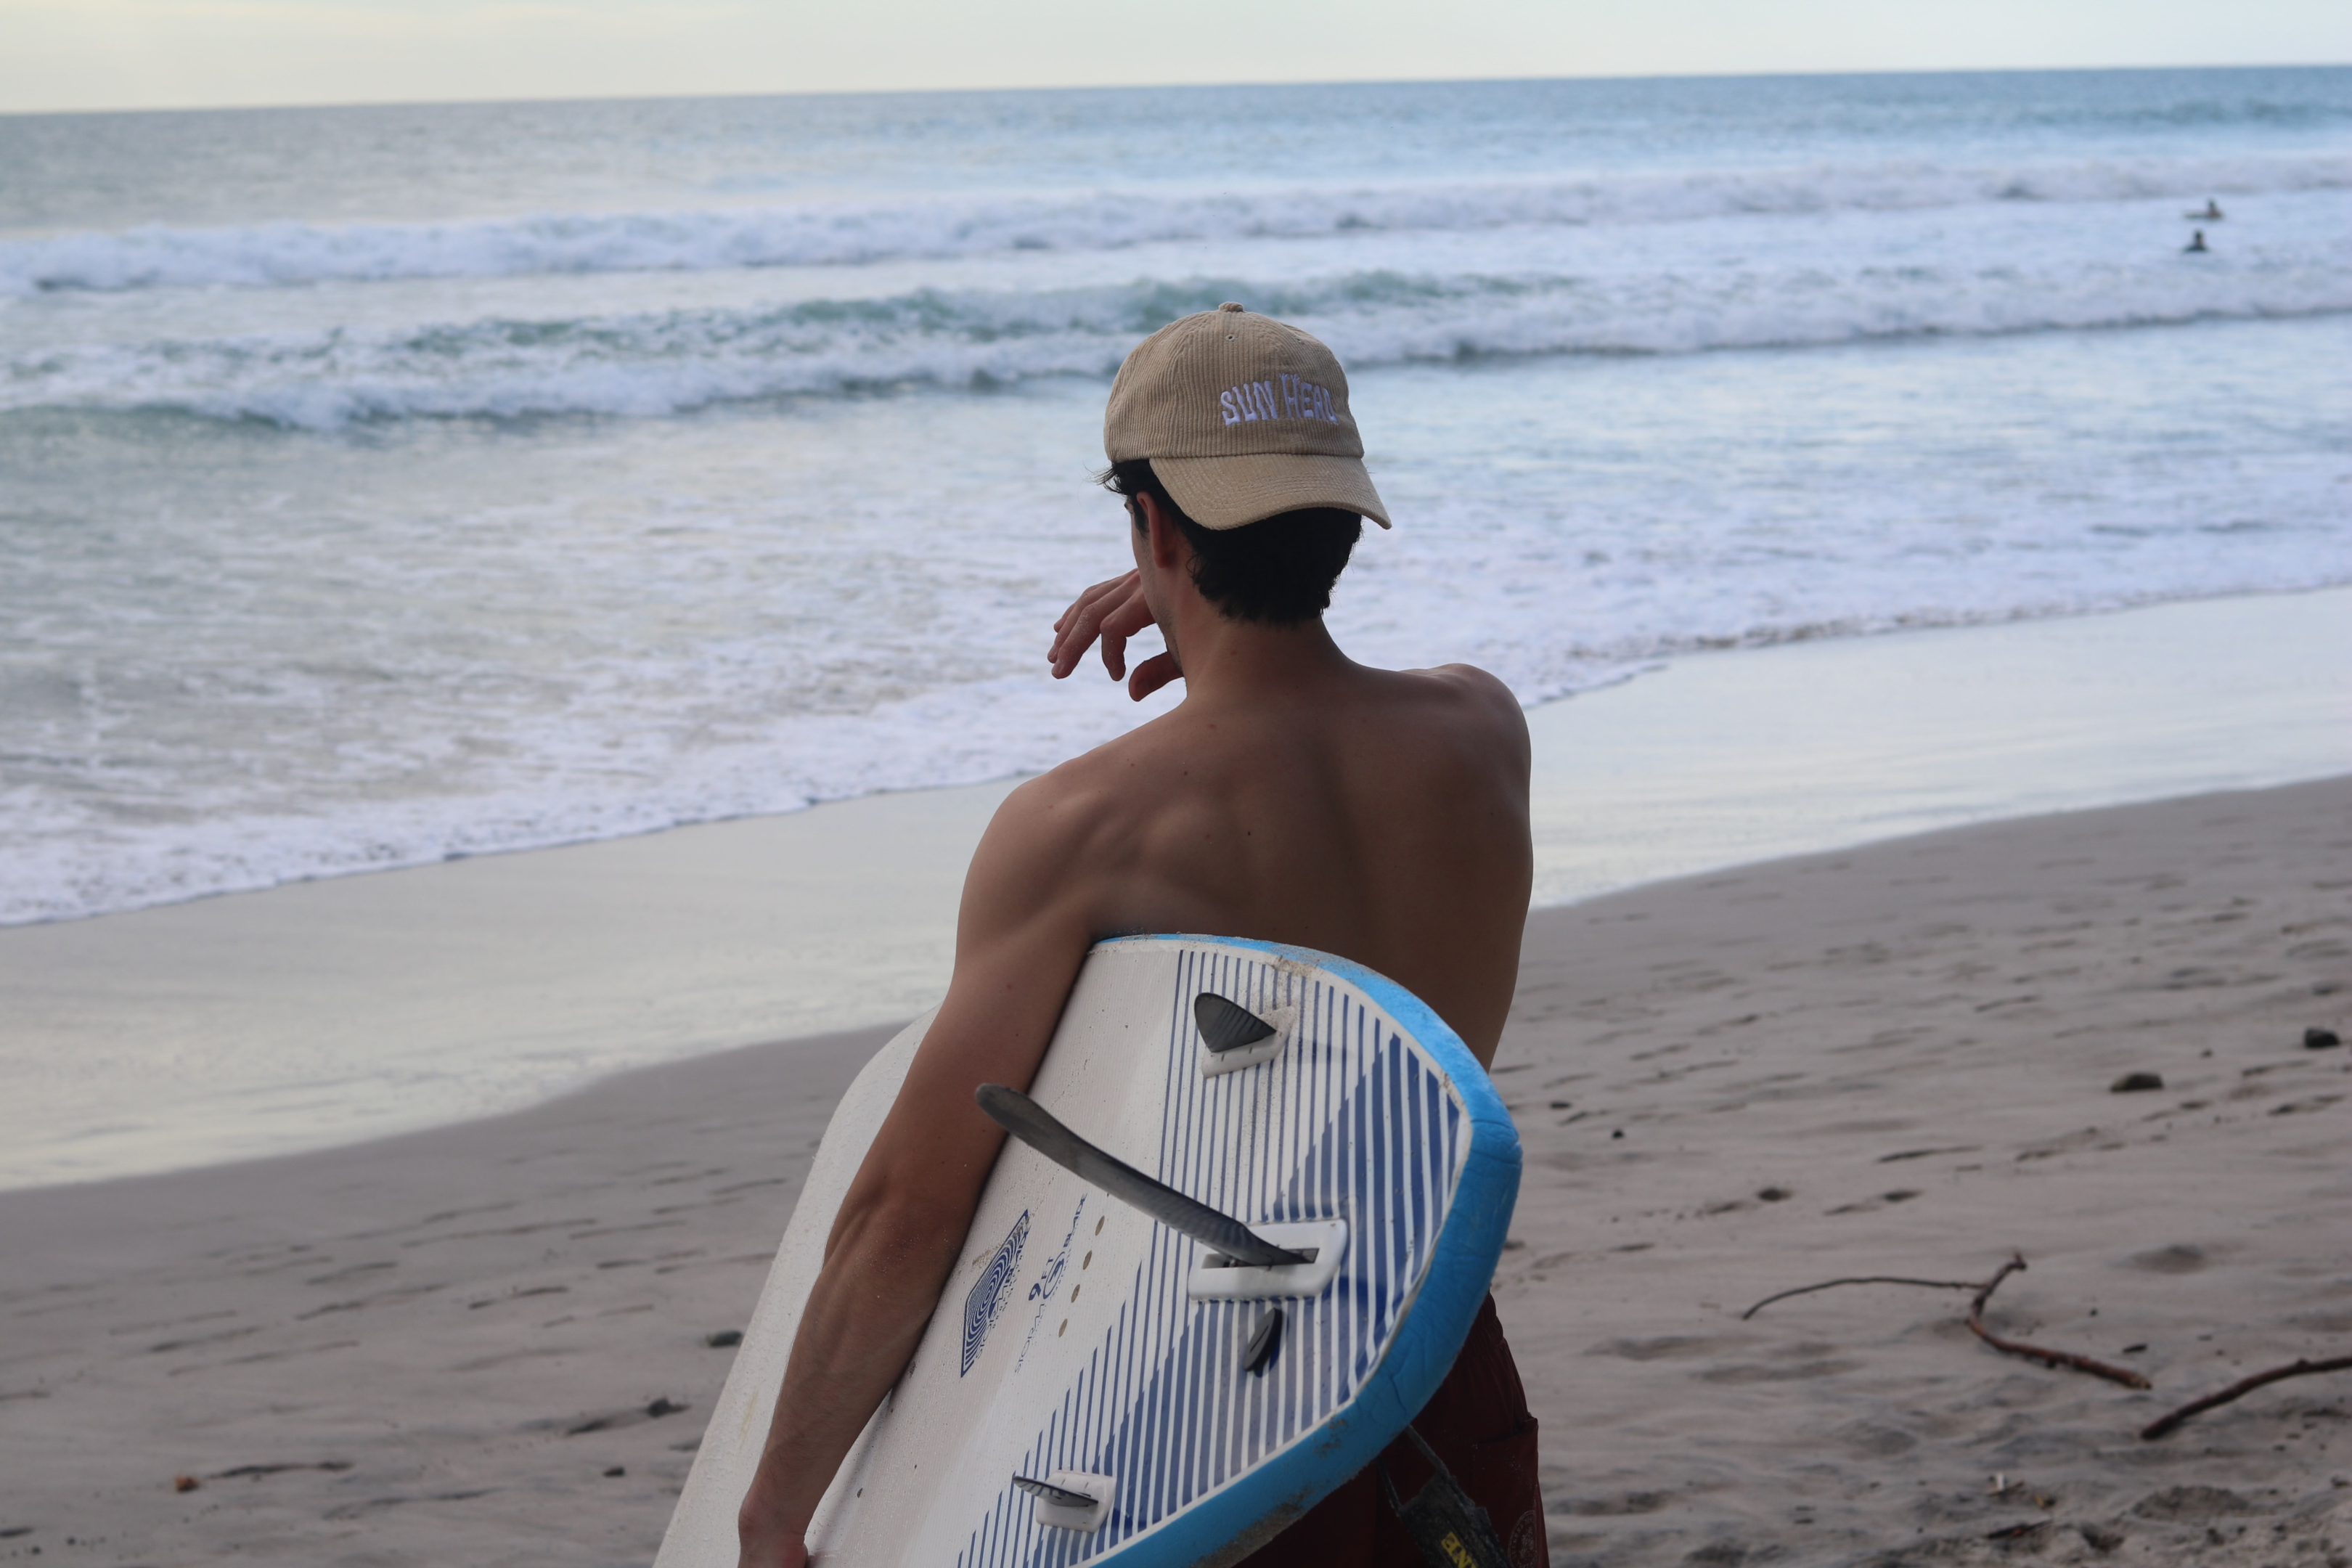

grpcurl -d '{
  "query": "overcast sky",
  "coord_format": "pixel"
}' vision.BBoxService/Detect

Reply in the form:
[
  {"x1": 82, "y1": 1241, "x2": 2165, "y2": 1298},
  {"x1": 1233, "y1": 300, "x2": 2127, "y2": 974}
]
[{"x1": 3, "y1": 0, "x2": 2346, "y2": 115}]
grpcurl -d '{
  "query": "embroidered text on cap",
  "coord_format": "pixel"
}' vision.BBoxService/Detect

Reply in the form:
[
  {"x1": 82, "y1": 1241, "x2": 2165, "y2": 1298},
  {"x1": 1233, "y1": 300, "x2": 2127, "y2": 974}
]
[{"x1": 1220, "y1": 373, "x2": 1342, "y2": 428}]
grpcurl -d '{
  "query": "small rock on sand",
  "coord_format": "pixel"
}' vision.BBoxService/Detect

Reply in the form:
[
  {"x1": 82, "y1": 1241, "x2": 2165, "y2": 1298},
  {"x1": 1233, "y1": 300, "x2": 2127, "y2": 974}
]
[
  {"x1": 2305, "y1": 1026, "x2": 2341, "y2": 1050},
  {"x1": 2111, "y1": 1071, "x2": 2165, "y2": 1093}
]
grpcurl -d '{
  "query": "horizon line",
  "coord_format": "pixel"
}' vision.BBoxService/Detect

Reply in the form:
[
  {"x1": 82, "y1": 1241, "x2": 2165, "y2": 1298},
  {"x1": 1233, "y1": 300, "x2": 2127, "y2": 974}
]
[{"x1": 7, "y1": 58, "x2": 2346, "y2": 122}]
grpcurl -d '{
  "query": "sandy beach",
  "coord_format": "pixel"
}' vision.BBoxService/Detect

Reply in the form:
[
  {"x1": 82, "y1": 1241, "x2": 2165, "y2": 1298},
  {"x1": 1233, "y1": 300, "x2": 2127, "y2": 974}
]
[{"x1": 3, "y1": 776, "x2": 2345, "y2": 1566}]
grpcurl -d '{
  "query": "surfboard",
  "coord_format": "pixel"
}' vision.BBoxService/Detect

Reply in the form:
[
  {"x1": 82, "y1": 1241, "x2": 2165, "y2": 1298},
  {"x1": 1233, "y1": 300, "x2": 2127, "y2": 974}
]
[{"x1": 655, "y1": 934, "x2": 1522, "y2": 1567}]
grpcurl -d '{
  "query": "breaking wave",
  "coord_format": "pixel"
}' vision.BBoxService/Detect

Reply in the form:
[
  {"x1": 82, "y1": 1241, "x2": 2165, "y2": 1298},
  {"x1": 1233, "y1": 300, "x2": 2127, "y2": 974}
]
[{"x1": 9, "y1": 257, "x2": 2346, "y2": 429}]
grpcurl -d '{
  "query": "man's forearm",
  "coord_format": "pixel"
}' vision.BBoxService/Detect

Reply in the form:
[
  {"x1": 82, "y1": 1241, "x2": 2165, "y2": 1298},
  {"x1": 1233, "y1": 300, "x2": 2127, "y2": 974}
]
[
  {"x1": 737, "y1": 1204, "x2": 964, "y2": 1554},
  {"x1": 730, "y1": 829, "x2": 1085, "y2": 1563}
]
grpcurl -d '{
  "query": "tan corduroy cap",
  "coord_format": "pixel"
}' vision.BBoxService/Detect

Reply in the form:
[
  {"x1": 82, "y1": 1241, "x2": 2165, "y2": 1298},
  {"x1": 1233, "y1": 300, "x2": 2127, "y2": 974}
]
[{"x1": 1104, "y1": 303, "x2": 1389, "y2": 531}]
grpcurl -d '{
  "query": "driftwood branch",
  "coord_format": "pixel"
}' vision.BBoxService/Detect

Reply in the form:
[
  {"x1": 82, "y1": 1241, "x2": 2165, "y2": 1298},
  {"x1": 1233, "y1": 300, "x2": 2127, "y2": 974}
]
[
  {"x1": 1963, "y1": 1254, "x2": 2150, "y2": 1391},
  {"x1": 1741, "y1": 1257, "x2": 2352, "y2": 1434},
  {"x1": 2139, "y1": 1355, "x2": 2352, "y2": 1441},
  {"x1": 1739, "y1": 1253, "x2": 2149, "y2": 1389},
  {"x1": 1739, "y1": 1275, "x2": 1979, "y2": 1320}
]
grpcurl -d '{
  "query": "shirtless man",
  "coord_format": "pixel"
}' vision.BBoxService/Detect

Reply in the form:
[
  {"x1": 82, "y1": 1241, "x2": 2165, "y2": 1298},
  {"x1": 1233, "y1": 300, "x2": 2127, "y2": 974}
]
[{"x1": 736, "y1": 303, "x2": 1542, "y2": 1567}]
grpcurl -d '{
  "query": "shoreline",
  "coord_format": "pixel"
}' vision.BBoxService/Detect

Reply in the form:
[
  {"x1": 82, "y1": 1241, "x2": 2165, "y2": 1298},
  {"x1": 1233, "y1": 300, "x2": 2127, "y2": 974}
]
[
  {"x1": 1, "y1": 586, "x2": 2347, "y2": 1191},
  {"x1": 2, "y1": 777, "x2": 2344, "y2": 1564}
]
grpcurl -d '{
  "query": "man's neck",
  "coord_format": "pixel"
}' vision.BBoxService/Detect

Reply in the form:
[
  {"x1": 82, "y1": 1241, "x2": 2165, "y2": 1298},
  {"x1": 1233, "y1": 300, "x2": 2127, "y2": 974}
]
[{"x1": 1166, "y1": 596, "x2": 1355, "y2": 708}]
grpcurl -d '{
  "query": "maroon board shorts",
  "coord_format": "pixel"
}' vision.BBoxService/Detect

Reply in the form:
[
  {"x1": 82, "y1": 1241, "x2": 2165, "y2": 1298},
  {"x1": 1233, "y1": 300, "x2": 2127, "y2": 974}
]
[{"x1": 1237, "y1": 1294, "x2": 1547, "y2": 1568}]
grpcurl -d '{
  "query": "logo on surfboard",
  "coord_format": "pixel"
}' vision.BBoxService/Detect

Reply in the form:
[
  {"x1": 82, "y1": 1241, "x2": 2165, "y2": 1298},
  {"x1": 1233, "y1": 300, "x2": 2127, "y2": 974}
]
[{"x1": 960, "y1": 1210, "x2": 1029, "y2": 1376}]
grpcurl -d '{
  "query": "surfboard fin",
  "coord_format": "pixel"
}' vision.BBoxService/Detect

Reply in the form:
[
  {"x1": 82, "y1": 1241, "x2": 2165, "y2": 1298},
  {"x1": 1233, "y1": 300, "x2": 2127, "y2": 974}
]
[
  {"x1": 1196, "y1": 990, "x2": 1296, "y2": 1077},
  {"x1": 976, "y1": 1085, "x2": 1310, "y2": 1268},
  {"x1": 1014, "y1": 1469, "x2": 1117, "y2": 1531},
  {"x1": 1012, "y1": 1474, "x2": 1097, "y2": 1508},
  {"x1": 1244, "y1": 1307, "x2": 1284, "y2": 1375},
  {"x1": 1194, "y1": 991, "x2": 1277, "y2": 1053}
]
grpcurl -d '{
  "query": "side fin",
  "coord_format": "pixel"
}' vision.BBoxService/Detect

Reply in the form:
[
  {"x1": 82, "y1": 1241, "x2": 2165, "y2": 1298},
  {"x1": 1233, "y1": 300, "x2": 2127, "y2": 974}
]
[{"x1": 1195, "y1": 991, "x2": 1277, "y2": 1053}]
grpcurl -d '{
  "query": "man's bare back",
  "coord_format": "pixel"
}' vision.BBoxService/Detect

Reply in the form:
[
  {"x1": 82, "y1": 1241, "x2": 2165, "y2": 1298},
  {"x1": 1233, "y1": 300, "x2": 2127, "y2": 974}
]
[
  {"x1": 734, "y1": 309, "x2": 1532, "y2": 1567},
  {"x1": 1018, "y1": 548, "x2": 1530, "y2": 1063}
]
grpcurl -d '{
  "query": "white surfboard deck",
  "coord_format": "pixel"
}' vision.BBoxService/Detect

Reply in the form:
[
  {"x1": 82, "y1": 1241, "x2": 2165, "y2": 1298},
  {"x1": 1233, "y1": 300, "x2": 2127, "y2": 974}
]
[{"x1": 656, "y1": 934, "x2": 1520, "y2": 1568}]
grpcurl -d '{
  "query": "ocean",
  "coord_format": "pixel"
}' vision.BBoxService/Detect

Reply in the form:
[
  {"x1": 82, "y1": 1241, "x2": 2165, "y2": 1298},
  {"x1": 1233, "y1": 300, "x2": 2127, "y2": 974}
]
[{"x1": 4, "y1": 68, "x2": 2348, "y2": 928}]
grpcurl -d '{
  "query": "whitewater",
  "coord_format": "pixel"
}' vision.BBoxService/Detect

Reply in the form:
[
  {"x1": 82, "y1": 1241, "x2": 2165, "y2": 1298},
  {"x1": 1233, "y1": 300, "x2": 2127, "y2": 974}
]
[{"x1": 2, "y1": 68, "x2": 2347, "y2": 926}]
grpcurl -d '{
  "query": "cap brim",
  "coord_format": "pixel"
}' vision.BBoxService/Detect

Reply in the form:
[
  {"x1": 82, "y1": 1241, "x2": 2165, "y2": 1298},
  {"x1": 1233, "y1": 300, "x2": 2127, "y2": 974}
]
[{"x1": 1151, "y1": 452, "x2": 1391, "y2": 531}]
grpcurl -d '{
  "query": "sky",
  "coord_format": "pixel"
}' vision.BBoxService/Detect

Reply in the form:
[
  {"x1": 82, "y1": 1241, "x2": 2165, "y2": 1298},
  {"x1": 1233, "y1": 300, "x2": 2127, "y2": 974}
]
[{"x1": 1, "y1": 0, "x2": 2348, "y2": 114}]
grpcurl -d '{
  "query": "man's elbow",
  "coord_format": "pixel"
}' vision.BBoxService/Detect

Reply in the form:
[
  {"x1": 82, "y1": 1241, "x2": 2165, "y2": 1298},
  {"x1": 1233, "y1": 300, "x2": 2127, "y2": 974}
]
[{"x1": 828, "y1": 1181, "x2": 974, "y2": 1278}]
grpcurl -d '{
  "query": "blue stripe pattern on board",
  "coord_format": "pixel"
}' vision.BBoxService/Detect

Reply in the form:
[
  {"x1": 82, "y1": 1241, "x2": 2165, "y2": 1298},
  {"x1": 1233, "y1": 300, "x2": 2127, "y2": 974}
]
[{"x1": 952, "y1": 945, "x2": 1469, "y2": 1567}]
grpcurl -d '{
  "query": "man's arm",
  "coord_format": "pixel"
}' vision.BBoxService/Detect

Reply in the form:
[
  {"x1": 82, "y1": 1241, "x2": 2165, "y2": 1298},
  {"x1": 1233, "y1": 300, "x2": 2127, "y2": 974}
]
[{"x1": 734, "y1": 776, "x2": 1107, "y2": 1567}]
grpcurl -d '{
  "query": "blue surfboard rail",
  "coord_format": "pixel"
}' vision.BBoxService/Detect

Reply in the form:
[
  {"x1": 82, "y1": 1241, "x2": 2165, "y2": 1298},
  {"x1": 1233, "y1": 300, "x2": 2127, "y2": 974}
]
[{"x1": 1090, "y1": 935, "x2": 1524, "y2": 1565}]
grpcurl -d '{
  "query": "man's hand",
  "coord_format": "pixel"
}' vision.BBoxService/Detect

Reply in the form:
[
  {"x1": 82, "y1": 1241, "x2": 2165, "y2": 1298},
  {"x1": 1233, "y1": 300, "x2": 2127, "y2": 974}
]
[{"x1": 1048, "y1": 570, "x2": 1181, "y2": 701}]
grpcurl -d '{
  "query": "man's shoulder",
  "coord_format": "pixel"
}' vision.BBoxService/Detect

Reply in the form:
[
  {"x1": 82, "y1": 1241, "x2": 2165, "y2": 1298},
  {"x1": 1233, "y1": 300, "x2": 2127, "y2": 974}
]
[
  {"x1": 1388, "y1": 662, "x2": 1530, "y2": 756},
  {"x1": 1030, "y1": 708, "x2": 1189, "y2": 793},
  {"x1": 1403, "y1": 661, "x2": 1523, "y2": 717},
  {"x1": 984, "y1": 720, "x2": 1180, "y2": 858}
]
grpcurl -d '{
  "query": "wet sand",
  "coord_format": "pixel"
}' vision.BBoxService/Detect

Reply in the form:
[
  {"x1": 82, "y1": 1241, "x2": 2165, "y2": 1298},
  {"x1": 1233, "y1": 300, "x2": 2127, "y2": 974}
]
[{"x1": 2, "y1": 777, "x2": 2347, "y2": 1565}]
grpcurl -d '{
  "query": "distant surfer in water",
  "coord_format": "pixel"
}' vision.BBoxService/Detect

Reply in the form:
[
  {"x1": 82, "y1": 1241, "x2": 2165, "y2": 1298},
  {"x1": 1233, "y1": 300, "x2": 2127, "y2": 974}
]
[
  {"x1": 735, "y1": 303, "x2": 1545, "y2": 1566},
  {"x1": 2185, "y1": 229, "x2": 2209, "y2": 253},
  {"x1": 2189, "y1": 198, "x2": 2224, "y2": 221}
]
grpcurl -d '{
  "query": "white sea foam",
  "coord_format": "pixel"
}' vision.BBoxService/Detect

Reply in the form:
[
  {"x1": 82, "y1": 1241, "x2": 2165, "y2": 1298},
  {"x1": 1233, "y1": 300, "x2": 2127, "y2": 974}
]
[
  {"x1": 7, "y1": 579, "x2": 2339, "y2": 931},
  {"x1": 5, "y1": 310, "x2": 2346, "y2": 928},
  {"x1": 2, "y1": 152, "x2": 2342, "y2": 296}
]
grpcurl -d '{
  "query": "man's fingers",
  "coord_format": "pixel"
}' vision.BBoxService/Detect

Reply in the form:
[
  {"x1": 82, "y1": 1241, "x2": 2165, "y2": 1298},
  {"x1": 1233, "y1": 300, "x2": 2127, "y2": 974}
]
[
  {"x1": 1050, "y1": 572, "x2": 1158, "y2": 682},
  {"x1": 1053, "y1": 571, "x2": 1133, "y2": 632},
  {"x1": 1051, "y1": 572, "x2": 1137, "y2": 641},
  {"x1": 1103, "y1": 587, "x2": 1155, "y2": 636},
  {"x1": 1093, "y1": 585, "x2": 1160, "y2": 682},
  {"x1": 1128, "y1": 650, "x2": 1183, "y2": 702},
  {"x1": 1051, "y1": 611, "x2": 1109, "y2": 678},
  {"x1": 1050, "y1": 578, "x2": 1113, "y2": 640},
  {"x1": 1047, "y1": 575, "x2": 1135, "y2": 677}
]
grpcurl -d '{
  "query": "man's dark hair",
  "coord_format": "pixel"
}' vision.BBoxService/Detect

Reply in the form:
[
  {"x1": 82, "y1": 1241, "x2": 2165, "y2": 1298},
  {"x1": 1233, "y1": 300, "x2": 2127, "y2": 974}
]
[{"x1": 1101, "y1": 459, "x2": 1363, "y2": 626}]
